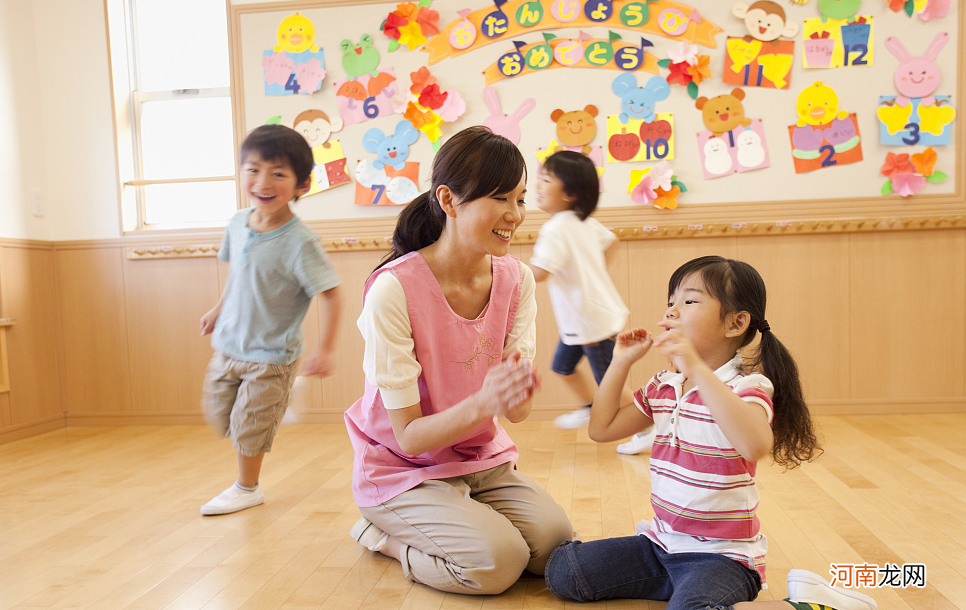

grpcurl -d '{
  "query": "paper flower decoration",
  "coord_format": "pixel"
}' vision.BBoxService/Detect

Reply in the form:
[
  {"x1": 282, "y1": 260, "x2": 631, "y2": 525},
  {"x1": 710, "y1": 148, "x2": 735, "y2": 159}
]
[
  {"x1": 653, "y1": 185, "x2": 682, "y2": 210},
  {"x1": 649, "y1": 161, "x2": 674, "y2": 192},
  {"x1": 880, "y1": 152, "x2": 913, "y2": 178},
  {"x1": 630, "y1": 175, "x2": 657, "y2": 205},
  {"x1": 380, "y1": 0, "x2": 440, "y2": 52},
  {"x1": 418, "y1": 84, "x2": 447, "y2": 110},
  {"x1": 628, "y1": 166, "x2": 687, "y2": 209},
  {"x1": 658, "y1": 45, "x2": 709, "y2": 100},
  {"x1": 880, "y1": 147, "x2": 946, "y2": 197},
  {"x1": 919, "y1": 0, "x2": 951, "y2": 20},
  {"x1": 409, "y1": 66, "x2": 437, "y2": 96},
  {"x1": 667, "y1": 42, "x2": 699, "y2": 65},
  {"x1": 883, "y1": 0, "x2": 949, "y2": 19},
  {"x1": 437, "y1": 91, "x2": 465, "y2": 122},
  {"x1": 685, "y1": 55, "x2": 711, "y2": 85},
  {"x1": 403, "y1": 67, "x2": 465, "y2": 148}
]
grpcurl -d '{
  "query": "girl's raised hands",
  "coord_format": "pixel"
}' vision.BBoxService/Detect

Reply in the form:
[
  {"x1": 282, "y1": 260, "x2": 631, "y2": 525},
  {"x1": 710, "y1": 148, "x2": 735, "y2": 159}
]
[
  {"x1": 614, "y1": 328, "x2": 654, "y2": 363},
  {"x1": 653, "y1": 319, "x2": 702, "y2": 377}
]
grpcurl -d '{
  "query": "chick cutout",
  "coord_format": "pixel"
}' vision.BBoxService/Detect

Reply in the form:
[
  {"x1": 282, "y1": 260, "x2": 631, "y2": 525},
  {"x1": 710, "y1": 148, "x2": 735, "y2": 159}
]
[
  {"x1": 275, "y1": 13, "x2": 319, "y2": 53},
  {"x1": 795, "y1": 81, "x2": 847, "y2": 126},
  {"x1": 788, "y1": 82, "x2": 862, "y2": 173},
  {"x1": 263, "y1": 13, "x2": 325, "y2": 96}
]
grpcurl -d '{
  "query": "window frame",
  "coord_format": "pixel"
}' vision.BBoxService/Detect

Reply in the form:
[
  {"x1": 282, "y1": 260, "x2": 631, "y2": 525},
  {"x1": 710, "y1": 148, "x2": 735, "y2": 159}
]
[{"x1": 105, "y1": 0, "x2": 237, "y2": 234}]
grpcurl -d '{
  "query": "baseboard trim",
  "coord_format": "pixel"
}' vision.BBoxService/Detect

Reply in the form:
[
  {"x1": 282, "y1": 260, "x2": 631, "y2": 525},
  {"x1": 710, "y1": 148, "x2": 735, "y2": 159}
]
[
  {"x1": 66, "y1": 412, "x2": 208, "y2": 425},
  {"x1": 808, "y1": 398, "x2": 966, "y2": 415},
  {"x1": 0, "y1": 415, "x2": 66, "y2": 444}
]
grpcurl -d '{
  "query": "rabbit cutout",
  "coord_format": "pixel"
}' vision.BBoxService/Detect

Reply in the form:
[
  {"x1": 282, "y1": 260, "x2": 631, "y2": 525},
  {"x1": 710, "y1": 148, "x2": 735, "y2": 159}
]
[
  {"x1": 481, "y1": 86, "x2": 536, "y2": 144},
  {"x1": 885, "y1": 32, "x2": 948, "y2": 107}
]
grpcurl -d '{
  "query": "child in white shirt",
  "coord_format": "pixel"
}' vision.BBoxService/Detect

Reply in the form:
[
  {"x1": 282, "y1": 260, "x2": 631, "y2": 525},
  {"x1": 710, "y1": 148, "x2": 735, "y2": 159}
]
[{"x1": 529, "y1": 151, "x2": 653, "y2": 452}]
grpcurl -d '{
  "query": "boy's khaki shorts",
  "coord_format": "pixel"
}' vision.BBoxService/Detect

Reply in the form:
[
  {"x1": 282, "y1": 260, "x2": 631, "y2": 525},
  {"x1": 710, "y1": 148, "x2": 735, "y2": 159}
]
[{"x1": 202, "y1": 351, "x2": 299, "y2": 456}]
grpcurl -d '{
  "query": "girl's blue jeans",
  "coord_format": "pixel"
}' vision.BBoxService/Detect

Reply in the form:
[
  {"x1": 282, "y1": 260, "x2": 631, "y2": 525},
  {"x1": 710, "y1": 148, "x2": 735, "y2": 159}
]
[{"x1": 545, "y1": 536, "x2": 762, "y2": 610}]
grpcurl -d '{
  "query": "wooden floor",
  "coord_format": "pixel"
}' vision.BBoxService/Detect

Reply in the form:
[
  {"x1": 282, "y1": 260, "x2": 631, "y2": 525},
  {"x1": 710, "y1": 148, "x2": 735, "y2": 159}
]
[{"x1": 2, "y1": 414, "x2": 965, "y2": 610}]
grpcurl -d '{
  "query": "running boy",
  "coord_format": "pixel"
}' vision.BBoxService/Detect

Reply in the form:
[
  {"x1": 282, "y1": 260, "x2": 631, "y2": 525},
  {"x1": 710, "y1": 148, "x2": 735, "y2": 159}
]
[{"x1": 199, "y1": 124, "x2": 342, "y2": 516}]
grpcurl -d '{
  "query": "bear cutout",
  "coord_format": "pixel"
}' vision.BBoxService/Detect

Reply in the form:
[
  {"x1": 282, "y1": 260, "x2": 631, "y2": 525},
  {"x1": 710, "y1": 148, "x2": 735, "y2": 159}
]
[
  {"x1": 550, "y1": 106, "x2": 598, "y2": 155},
  {"x1": 695, "y1": 89, "x2": 752, "y2": 137}
]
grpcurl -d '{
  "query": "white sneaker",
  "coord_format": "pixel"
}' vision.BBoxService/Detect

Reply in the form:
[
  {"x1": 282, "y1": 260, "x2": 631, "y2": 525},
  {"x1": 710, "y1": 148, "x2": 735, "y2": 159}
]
[
  {"x1": 787, "y1": 569, "x2": 877, "y2": 610},
  {"x1": 616, "y1": 427, "x2": 656, "y2": 455},
  {"x1": 200, "y1": 483, "x2": 265, "y2": 516},
  {"x1": 553, "y1": 408, "x2": 591, "y2": 429}
]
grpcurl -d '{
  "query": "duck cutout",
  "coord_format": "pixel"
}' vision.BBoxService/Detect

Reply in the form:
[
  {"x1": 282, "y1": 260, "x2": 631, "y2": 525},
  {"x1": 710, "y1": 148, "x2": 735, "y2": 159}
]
[
  {"x1": 724, "y1": 2, "x2": 796, "y2": 89},
  {"x1": 262, "y1": 13, "x2": 326, "y2": 96},
  {"x1": 787, "y1": 81, "x2": 862, "y2": 173}
]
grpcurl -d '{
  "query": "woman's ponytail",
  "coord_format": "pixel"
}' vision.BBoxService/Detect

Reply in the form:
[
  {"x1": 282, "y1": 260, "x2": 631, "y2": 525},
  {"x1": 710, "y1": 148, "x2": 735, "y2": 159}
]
[{"x1": 376, "y1": 191, "x2": 445, "y2": 270}]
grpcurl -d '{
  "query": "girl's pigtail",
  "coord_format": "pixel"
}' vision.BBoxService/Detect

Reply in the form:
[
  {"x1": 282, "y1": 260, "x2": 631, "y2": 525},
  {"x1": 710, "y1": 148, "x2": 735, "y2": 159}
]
[
  {"x1": 755, "y1": 329, "x2": 822, "y2": 469},
  {"x1": 376, "y1": 191, "x2": 445, "y2": 270}
]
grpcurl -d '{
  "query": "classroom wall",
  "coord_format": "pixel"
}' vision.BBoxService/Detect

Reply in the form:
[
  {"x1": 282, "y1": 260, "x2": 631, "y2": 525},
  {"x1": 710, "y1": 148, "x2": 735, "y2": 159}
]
[
  {"x1": 0, "y1": 0, "x2": 120, "y2": 242},
  {"x1": 0, "y1": 0, "x2": 48, "y2": 241},
  {"x1": 1, "y1": 226, "x2": 964, "y2": 444}
]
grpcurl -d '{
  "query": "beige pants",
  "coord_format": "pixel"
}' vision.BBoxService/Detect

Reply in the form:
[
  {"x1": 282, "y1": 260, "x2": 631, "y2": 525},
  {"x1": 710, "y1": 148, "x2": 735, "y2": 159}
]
[
  {"x1": 359, "y1": 462, "x2": 573, "y2": 595},
  {"x1": 201, "y1": 351, "x2": 299, "y2": 456}
]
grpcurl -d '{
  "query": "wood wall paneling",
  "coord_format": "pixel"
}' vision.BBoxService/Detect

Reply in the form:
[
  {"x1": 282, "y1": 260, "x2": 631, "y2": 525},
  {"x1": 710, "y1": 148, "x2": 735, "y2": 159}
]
[
  {"x1": 849, "y1": 230, "x2": 966, "y2": 401},
  {"x1": 122, "y1": 255, "x2": 220, "y2": 421},
  {"x1": 737, "y1": 235, "x2": 851, "y2": 402},
  {"x1": 317, "y1": 249, "x2": 384, "y2": 419},
  {"x1": 56, "y1": 247, "x2": 134, "y2": 420},
  {"x1": 0, "y1": 246, "x2": 64, "y2": 427}
]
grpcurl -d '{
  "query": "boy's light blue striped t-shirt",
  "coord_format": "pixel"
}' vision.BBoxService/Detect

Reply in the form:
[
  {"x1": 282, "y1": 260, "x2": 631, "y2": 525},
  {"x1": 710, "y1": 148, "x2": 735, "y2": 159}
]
[{"x1": 213, "y1": 209, "x2": 340, "y2": 364}]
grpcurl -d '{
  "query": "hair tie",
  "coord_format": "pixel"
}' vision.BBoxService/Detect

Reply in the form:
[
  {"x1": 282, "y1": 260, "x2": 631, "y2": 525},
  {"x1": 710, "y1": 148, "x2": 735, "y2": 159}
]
[{"x1": 757, "y1": 319, "x2": 771, "y2": 333}]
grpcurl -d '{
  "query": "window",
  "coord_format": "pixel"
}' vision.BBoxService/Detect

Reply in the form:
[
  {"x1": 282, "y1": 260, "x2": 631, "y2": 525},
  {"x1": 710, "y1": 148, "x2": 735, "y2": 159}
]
[{"x1": 107, "y1": 0, "x2": 237, "y2": 231}]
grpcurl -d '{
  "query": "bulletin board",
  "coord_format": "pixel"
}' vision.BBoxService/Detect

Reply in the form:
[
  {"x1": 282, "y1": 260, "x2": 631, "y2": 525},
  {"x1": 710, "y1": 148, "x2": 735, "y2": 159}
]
[{"x1": 228, "y1": 0, "x2": 964, "y2": 239}]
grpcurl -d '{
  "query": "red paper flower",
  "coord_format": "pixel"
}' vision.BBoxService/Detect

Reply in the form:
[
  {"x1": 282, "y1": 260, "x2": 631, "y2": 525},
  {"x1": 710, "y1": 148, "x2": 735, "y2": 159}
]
[
  {"x1": 409, "y1": 66, "x2": 437, "y2": 96},
  {"x1": 666, "y1": 61, "x2": 693, "y2": 86},
  {"x1": 418, "y1": 83, "x2": 448, "y2": 110},
  {"x1": 880, "y1": 152, "x2": 914, "y2": 178},
  {"x1": 383, "y1": 12, "x2": 408, "y2": 40},
  {"x1": 416, "y1": 6, "x2": 441, "y2": 37},
  {"x1": 887, "y1": 0, "x2": 905, "y2": 11}
]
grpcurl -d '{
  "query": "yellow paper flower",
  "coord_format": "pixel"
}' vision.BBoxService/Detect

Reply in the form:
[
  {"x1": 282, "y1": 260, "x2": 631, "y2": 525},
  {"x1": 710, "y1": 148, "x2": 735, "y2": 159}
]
[
  {"x1": 397, "y1": 20, "x2": 426, "y2": 50},
  {"x1": 685, "y1": 55, "x2": 711, "y2": 84}
]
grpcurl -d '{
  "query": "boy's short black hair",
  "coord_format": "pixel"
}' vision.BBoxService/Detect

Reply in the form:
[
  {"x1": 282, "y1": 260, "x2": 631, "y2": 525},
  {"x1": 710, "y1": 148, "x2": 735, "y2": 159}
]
[
  {"x1": 542, "y1": 151, "x2": 599, "y2": 220},
  {"x1": 240, "y1": 124, "x2": 314, "y2": 188}
]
